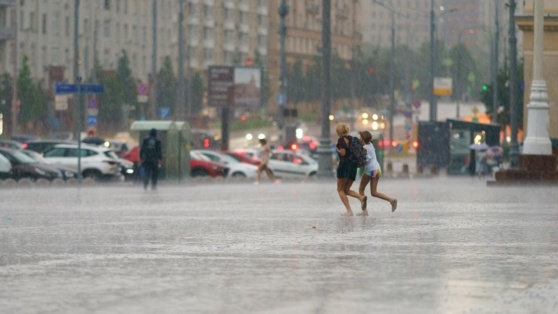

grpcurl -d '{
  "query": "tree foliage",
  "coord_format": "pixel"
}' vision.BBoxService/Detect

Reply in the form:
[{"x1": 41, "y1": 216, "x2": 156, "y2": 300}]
[
  {"x1": 17, "y1": 55, "x2": 44, "y2": 126},
  {"x1": 157, "y1": 56, "x2": 177, "y2": 118}
]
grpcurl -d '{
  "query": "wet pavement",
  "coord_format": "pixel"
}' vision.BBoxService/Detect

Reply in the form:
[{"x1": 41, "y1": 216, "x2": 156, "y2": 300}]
[{"x1": 1, "y1": 177, "x2": 557, "y2": 314}]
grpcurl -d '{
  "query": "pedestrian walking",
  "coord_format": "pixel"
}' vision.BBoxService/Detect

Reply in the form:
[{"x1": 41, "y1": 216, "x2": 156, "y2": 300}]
[
  {"x1": 140, "y1": 128, "x2": 162, "y2": 190},
  {"x1": 335, "y1": 123, "x2": 366, "y2": 216},
  {"x1": 357, "y1": 131, "x2": 397, "y2": 215},
  {"x1": 255, "y1": 138, "x2": 274, "y2": 184}
]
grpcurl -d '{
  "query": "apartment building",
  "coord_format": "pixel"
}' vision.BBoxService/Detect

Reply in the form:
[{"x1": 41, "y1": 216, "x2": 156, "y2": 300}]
[
  {"x1": 267, "y1": 0, "x2": 362, "y2": 108},
  {"x1": 0, "y1": 0, "x2": 268, "y2": 86},
  {"x1": 361, "y1": 0, "x2": 431, "y2": 50}
]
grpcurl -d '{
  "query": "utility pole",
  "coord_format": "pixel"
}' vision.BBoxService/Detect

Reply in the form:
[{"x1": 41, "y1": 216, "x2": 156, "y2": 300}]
[
  {"x1": 10, "y1": 0, "x2": 18, "y2": 136},
  {"x1": 389, "y1": 12, "x2": 395, "y2": 149},
  {"x1": 492, "y1": 0, "x2": 500, "y2": 123},
  {"x1": 74, "y1": 0, "x2": 83, "y2": 183},
  {"x1": 508, "y1": 0, "x2": 519, "y2": 168},
  {"x1": 318, "y1": 0, "x2": 333, "y2": 178},
  {"x1": 177, "y1": 0, "x2": 185, "y2": 121},
  {"x1": 429, "y1": 0, "x2": 436, "y2": 122},
  {"x1": 278, "y1": 0, "x2": 289, "y2": 136},
  {"x1": 149, "y1": 0, "x2": 157, "y2": 120}
]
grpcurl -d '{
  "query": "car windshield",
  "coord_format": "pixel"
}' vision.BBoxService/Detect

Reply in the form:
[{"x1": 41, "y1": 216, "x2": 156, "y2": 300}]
[
  {"x1": 22, "y1": 150, "x2": 49, "y2": 163},
  {"x1": 212, "y1": 153, "x2": 239, "y2": 164},
  {"x1": 7, "y1": 150, "x2": 38, "y2": 164},
  {"x1": 104, "y1": 151, "x2": 118, "y2": 159},
  {"x1": 190, "y1": 151, "x2": 211, "y2": 161}
]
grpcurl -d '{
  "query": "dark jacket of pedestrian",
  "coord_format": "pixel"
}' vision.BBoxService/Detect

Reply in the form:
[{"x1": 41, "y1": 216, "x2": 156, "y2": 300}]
[{"x1": 139, "y1": 128, "x2": 162, "y2": 190}]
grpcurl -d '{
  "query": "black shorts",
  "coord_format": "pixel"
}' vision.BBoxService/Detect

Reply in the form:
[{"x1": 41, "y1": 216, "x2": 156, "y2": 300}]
[{"x1": 336, "y1": 161, "x2": 357, "y2": 181}]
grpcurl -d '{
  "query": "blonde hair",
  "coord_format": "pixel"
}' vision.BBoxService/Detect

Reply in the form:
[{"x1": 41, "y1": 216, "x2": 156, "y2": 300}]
[{"x1": 335, "y1": 123, "x2": 350, "y2": 136}]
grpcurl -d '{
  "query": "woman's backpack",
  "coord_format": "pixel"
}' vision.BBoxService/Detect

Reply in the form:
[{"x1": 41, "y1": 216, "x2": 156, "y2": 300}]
[{"x1": 347, "y1": 136, "x2": 367, "y2": 167}]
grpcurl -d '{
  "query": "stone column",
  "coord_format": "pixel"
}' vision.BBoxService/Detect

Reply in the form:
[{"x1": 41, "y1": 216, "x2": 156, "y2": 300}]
[{"x1": 523, "y1": 0, "x2": 552, "y2": 155}]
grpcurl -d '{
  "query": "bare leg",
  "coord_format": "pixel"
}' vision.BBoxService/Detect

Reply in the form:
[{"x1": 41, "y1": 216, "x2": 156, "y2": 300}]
[
  {"x1": 337, "y1": 178, "x2": 354, "y2": 216},
  {"x1": 264, "y1": 165, "x2": 274, "y2": 181},
  {"x1": 357, "y1": 174, "x2": 371, "y2": 215},
  {"x1": 369, "y1": 176, "x2": 397, "y2": 212}
]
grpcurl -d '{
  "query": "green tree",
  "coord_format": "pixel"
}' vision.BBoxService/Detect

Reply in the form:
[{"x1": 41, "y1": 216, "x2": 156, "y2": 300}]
[
  {"x1": 190, "y1": 72, "x2": 204, "y2": 116},
  {"x1": 117, "y1": 50, "x2": 136, "y2": 106},
  {"x1": 17, "y1": 55, "x2": 44, "y2": 128},
  {"x1": 0, "y1": 73, "x2": 13, "y2": 135},
  {"x1": 480, "y1": 58, "x2": 524, "y2": 130},
  {"x1": 449, "y1": 42, "x2": 477, "y2": 101},
  {"x1": 157, "y1": 56, "x2": 177, "y2": 118},
  {"x1": 97, "y1": 71, "x2": 123, "y2": 129},
  {"x1": 254, "y1": 50, "x2": 270, "y2": 106}
]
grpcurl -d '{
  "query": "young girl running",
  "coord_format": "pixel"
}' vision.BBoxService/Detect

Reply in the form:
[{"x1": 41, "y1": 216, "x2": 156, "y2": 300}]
[{"x1": 358, "y1": 131, "x2": 397, "y2": 216}]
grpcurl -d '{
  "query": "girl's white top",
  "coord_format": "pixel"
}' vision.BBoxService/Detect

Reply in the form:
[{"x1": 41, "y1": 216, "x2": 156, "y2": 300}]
[{"x1": 363, "y1": 143, "x2": 381, "y2": 172}]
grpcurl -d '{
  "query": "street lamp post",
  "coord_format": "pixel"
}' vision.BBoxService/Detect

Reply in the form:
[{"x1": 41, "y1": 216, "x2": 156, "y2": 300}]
[
  {"x1": 177, "y1": 0, "x2": 185, "y2": 121},
  {"x1": 492, "y1": 0, "x2": 500, "y2": 123},
  {"x1": 278, "y1": 0, "x2": 289, "y2": 136},
  {"x1": 429, "y1": 0, "x2": 436, "y2": 122},
  {"x1": 318, "y1": 0, "x2": 333, "y2": 178},
  {"x1": 508, "y1": 0, "x2": 519, "y2": 168}
]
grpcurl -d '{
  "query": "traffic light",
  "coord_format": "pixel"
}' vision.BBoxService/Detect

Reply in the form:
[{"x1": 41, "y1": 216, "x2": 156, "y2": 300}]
[
  {"x1": 482, "y1": 84, "x2": 488, "y2": 92},
  {"x1": 202, "y1": 137, "x2": 210, "y2": 148}
]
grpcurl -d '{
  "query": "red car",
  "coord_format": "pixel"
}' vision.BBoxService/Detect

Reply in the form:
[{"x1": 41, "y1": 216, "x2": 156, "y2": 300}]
[
  {"x1": 228, "y1": 149, "x2": 261, "y2": 166},
  {"x1": 124, "y1": 146, "x2": 226, "y2": 178}
]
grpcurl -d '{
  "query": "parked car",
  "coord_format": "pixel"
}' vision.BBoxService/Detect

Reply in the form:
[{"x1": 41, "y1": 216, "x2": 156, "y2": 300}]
[
  {"x1": 42, "y1": 144, "x2": 121, "y2": 180},
  {"x1": 193, "y1": 149, "x2": 258, "y2": 178},
  {"x1": 190, "y1": 151, "x2": 228, "y2": 177},
  {"x1": 0, "y1": 140, "x2": 23, "y2": 150},
  {"x1": 123, "y1": 146, "x2": 227, "y2": 179},
  {"x1": 0, "y1": 153, "x2": 12, "y2": 180},
  {"x1": 267, "y1": 150, "x2": 318, "y2": 178},
  {"x1": 102, "y1": 140, "x2": 131, "y2": 158},
  {"x1": 0, "y1": 147, "x2": 63, "y2": 181},
  {"x1": 22, "y1": 139, "x2": 75, "y2": 153},
  {"x1": 225, "y1": 150, "x2": 261, "y2": 166},
  {"x1": 10, "y1": 134, "x2": 40, "y2": 143},
  {"x1": 20, "y1": 149, "x2": 77, "y2": 180},
  {"x1": 231, "y1": 147, "x2": 262, "y2": 165}
]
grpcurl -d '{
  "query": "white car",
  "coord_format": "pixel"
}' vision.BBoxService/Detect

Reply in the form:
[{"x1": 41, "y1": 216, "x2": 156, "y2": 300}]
[
  {"x1": 193, "y1": 149, "x2": 258, "y2": 178},
  {"x1": 42, "y1": 144, "x2": 121, "y2": 180},
  {"x1": 268, "y1": 150, "x2": 318, "y2": 178}
]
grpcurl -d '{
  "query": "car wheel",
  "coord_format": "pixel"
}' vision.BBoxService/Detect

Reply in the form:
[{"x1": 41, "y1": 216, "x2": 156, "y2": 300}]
[
  {"x1": 231, "y1": 172, "x2": 246, "y2": 178},
  {"x1": 83, "y1": 169, "x2": 102, "y2": 180},
  {"x1": 191, "y1": 168, "x2": 209, "y2": 177},
  {"x1": 308, "y1": 172, "x2": 316, "y2": 177}
]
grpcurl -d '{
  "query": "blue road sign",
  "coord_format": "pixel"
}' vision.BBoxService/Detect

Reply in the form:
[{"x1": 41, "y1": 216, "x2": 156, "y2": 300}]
[
  {"x1": 275, "y1": 93, "x2": 286, "y2": 106},
  {"x1": 159, "y1": 107, "x2": 171, "y2": 120},
  {"x1": 55, "y1": 82, "x2": 79, "y2": 94},
  {"x1": 54, "y1": 82, "x2": 104, "y2": 94},
  {"x1": 80, "y1": 84, "x2": 104, "y2": 94},
  {"x1": 86, "y1": 115, "x2": 97, "y2": 126}
]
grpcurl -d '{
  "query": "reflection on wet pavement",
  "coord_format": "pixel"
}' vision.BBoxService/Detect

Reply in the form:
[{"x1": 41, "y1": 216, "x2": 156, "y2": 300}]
[{"x1": 1, "y1": 178, "x2": 557, "y2": 313}]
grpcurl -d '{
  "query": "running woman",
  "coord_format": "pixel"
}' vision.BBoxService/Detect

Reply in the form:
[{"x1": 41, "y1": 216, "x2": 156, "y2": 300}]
[{"x1": 358, "y1": 131, "x2": 397, "y2": 216}]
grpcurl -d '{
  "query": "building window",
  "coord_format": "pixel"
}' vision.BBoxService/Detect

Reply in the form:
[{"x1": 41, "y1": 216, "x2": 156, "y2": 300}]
[
  {"x1": 42, "y1": 14, "x2": 47, "y2": 34},
  {"x1": 104, "y1": 19, "x2": 110, "y2": 38},
  {"x1": 65, "y1": 16, "x2": 70, "y2": 37},
  {"x1": 104, "y1": 0, "x2": 110, "y2": 10}
]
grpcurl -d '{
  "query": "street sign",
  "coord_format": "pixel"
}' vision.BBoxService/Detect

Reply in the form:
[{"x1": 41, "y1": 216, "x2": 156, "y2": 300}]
[
  {"x1": 208, "y1": 66, "x2": 234, "y2": 106},
  {"x1": 54, "y1": 82, "x2": 104, "y2": 94},
  {"x1": 159, "y1": 107, "x2": 171, "y2": 119},
  {"x1": 54, "y1": 95, "x2": 68, "y2": 111},
  {"x1": 87, "y1": 98, "x2": 98, "y2": 109},
  {"x1": 137, "y1": 95, "x2": 148, "y2": 103},
  {"x1": 275, "y1": 93, "x2": 287, "y2": 106},
  {"x1": 80, "y1": 84, "x2": 104, "y2": 94},
  {"x1": 433, "y1": 77, "x2": 452, "y2": 96},
  {"x1": 86, "y1": 115, "x2": 97, "y2": 126},
  {"x1": 55, "y1": 82, "x2": 79, "y2": 94},
  {"x1": 137, "y1": 82, "x2": 148, "y2": 95}
]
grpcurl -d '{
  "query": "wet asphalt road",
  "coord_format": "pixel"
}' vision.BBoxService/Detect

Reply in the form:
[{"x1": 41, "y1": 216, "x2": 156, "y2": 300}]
[{"x1": 1, "y1": 177, "x2": 557, "y2": 314}]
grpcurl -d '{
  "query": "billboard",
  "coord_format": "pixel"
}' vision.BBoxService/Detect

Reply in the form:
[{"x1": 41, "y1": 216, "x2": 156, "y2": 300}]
[
  {"x1": 434, "y1": 77, "x2": 453, "y2": 96},
  {"x1": 207, "y1": 66, "x2": 262, "y2": 107}
]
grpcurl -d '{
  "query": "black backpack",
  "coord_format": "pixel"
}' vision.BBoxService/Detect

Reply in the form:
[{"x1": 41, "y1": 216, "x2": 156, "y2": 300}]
[
  {"x1": 142, "y1": 137, "x2": 159, "y2": 162},
  {"x1": 346, "y1": 136, "x2": 367, "y2": 167}
]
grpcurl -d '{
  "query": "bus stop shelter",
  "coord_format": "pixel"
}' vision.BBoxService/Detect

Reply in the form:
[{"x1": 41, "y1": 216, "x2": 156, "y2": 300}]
[{"x1": 130, "y1": 121, "x2": 191, "y2": 181}]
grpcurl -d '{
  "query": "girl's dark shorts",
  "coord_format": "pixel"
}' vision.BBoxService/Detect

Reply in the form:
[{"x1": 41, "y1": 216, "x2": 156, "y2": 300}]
[{"x1": 336, "y1": 161, "x2": 357, "y2": 181}]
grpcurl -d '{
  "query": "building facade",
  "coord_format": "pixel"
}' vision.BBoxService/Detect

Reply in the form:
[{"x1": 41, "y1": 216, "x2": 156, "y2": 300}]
[
  {"x1": 517, "y1": 0, "x2": 558, "y2": 140},
  {"x1": 267, "y1": 0, "x2": 362, "y2": 113}
]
